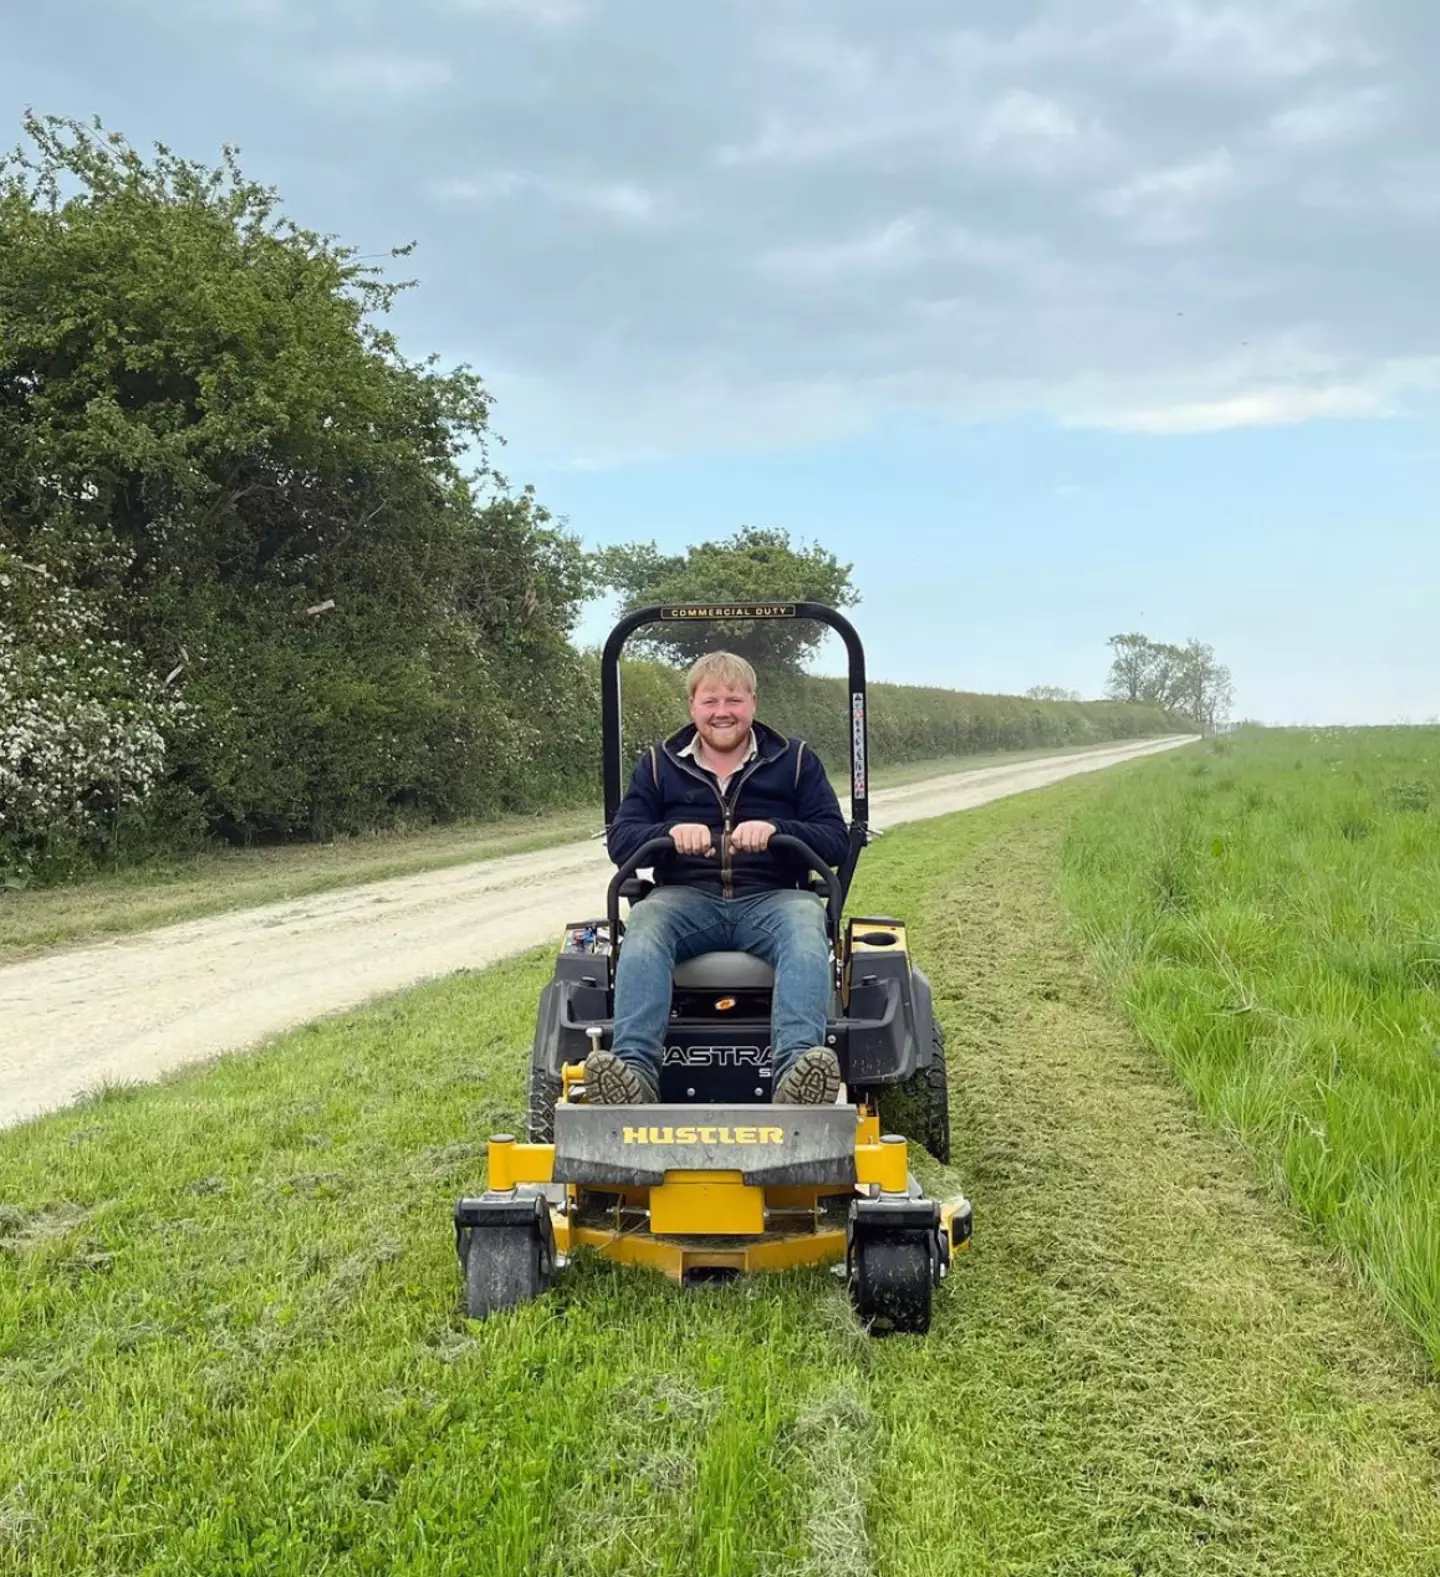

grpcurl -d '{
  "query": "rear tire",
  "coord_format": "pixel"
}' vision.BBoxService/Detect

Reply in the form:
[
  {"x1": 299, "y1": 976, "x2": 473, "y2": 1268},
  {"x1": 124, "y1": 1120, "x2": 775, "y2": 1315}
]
[
  {"x1": 527, "y1": 1057, "x2": 562, "y2": 1144},
  {"x1": 876, "y1": 1020, "x2": 951, "y2": 1164}
]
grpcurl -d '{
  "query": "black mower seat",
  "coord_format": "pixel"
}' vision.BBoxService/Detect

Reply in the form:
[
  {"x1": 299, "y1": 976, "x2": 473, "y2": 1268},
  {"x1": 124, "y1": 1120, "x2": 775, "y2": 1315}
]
[{"x1": 672, "y1": 951, "x2": 775, "y2": 990}]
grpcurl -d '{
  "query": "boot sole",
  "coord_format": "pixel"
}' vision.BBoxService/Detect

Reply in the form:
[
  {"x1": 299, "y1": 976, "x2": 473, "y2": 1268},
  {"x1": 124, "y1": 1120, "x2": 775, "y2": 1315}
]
[
  {"x1": 774, "y1": 1049, "x2": 842, "y2": 1105},
  {"x1": 585, "y1": 1051, "x2": 656, "y2": 1105}
]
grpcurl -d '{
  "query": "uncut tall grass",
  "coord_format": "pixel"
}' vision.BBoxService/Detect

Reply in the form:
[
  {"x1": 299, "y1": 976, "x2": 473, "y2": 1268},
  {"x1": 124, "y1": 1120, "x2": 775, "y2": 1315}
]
[{"x1": 1062, "y1": 727, "x2": 1440, "y2": 1365}]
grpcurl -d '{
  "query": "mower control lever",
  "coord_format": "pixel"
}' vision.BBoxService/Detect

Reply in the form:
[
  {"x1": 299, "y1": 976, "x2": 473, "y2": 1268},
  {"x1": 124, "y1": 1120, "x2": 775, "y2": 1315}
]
[{"x1": 605, "y1": 833, "x2": 844, "y2": 940}]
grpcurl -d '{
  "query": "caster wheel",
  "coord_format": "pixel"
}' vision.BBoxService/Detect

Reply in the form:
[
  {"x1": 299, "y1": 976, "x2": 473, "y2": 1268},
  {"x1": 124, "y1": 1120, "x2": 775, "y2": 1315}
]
[
  {"x1": 849, "y1": 1236, "x2": 934, "y2": 1334},
  {"x1": 458, "y1": 1197, "x2": 555, "y2": 1319}
]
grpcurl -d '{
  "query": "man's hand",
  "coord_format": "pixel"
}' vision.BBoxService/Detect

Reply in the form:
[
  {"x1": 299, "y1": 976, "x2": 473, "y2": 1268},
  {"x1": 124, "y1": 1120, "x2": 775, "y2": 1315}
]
[
  {"x1": 669, "y1": 823, "x2": 715, "y2": 856},
  {"x1": 729, "y1": 820, "x2": 776, "y2": 853}
]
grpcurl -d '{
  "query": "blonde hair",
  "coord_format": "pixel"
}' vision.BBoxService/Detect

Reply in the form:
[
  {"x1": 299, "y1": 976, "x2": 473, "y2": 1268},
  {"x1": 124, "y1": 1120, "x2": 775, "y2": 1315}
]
[{"x1": 686, "y1": 650, "x2": 757, "y2": 699}]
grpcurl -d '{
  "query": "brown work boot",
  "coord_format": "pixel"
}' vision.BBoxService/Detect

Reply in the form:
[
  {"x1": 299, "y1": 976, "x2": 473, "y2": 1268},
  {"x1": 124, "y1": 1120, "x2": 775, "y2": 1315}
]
[
  {"x1": 773, "y1": 1047, "x2": 841, "y2": 1105},
  {"x1": 584, "y1": 1049, "x2": 658, "y2": 1105}
]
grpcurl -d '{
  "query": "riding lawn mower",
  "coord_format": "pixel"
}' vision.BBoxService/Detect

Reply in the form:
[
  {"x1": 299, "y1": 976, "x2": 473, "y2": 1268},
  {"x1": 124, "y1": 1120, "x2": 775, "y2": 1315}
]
[{"x1": 454, "y1": 601, "x2": 971, "y2": 1334}]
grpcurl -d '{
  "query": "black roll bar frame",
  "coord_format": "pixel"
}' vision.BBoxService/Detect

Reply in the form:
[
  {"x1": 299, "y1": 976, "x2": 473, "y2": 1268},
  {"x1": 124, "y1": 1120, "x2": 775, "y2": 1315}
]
[{"x1": 600, "y1": 601, "x2": 871, "y2": 902}]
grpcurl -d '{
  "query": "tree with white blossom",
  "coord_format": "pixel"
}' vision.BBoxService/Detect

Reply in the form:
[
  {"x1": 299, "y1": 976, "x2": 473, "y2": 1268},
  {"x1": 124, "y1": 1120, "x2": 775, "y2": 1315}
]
[{"x1": 0, "y1": 542, "x2": 182, "y2": 881}]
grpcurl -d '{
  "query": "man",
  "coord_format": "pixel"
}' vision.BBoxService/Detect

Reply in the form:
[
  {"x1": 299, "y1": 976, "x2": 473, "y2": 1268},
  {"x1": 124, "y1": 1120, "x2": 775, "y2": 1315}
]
[{"x1": 586, "y1": 650, "x2": 850, "y2": 1106}]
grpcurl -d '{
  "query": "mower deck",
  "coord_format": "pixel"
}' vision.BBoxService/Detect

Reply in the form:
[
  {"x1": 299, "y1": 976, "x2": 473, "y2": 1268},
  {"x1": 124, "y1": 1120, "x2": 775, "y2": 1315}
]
[
  {"x1": 456, "y1": 1090, "x2": 972, "y2": 1331},
  {"x1": 558, "y1": 1222, "x2": 853, "y2": 1283}
]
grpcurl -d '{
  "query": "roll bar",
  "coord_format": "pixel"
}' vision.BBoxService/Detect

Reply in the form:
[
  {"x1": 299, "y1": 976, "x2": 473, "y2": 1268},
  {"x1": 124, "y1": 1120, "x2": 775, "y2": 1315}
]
[{"x1": 600, "y1": 601, "x2": 871, "y2": 900}]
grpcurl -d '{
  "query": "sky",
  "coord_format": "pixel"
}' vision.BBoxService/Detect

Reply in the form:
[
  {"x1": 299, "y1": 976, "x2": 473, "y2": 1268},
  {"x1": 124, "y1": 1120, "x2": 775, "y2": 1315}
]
[{"x1": 5, "y1": 0, "x2": 1438, "y2": 723}]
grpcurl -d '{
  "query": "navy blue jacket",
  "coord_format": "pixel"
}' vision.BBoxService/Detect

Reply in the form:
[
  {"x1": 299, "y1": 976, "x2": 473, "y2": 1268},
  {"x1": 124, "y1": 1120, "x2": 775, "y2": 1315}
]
[{"x1": 607, "y1": 720, "x2": 850, "y2": 897}]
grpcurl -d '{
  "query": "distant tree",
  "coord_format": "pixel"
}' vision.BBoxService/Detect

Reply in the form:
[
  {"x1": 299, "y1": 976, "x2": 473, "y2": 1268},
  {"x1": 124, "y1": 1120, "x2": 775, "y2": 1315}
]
[
  {"x1": 1174, "y1": 638, "x2": 1234, "y2": 734},
  {"x1": 1105, "y1": 632, "x2": 1233, "y2": 733},
  {"x1": 594, "y1": 526, "x2": 857, "y2": 675},
  {"x1": 1157, "y1": 644, "x2": 1196, "y2": 711},
  {"x1": 1105, "y1": 633, "x2": 1156, "y2": 704},
  {"x1": 1105, "y1": 633, "x2": 1189, "y2": 707},
  {"x1": 1025, "y1": 684, "x2": 1082, "y2": 702}
]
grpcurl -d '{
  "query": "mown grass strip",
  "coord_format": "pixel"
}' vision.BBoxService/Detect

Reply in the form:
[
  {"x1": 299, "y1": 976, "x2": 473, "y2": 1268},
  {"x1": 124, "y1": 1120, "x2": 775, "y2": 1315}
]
[
  {"x1": 1059, "y1": 726, "x2": 1440, "y2": 1368},
  {"x1": 0, "y1": 947, "x2": 830, "y2": 1576},
  {"x1": 3, "y1": 770, "x2": 1439, "y2": 1573},
  {"x1": 857, "y1": 808, "x2": 1440, "y2": 1576}
]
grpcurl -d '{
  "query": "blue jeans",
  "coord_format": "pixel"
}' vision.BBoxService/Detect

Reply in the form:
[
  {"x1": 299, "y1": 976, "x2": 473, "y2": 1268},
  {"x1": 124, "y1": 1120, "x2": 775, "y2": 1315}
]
[{"x1": 611, "y1": 886, "x2": 831, "y2": 1089}]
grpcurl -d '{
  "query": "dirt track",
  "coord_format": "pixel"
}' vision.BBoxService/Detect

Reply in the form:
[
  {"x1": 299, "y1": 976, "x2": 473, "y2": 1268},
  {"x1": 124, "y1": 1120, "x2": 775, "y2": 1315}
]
[{"x1": 0, "y1": 736, "x2": 1195, "y2": 1128}]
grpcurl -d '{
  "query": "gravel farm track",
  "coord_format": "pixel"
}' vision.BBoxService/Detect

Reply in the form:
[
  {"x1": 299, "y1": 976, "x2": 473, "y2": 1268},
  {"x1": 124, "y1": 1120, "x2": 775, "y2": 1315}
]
[{"x1": 0, "y1": 736, "x2": 1195, "y2": 1130}]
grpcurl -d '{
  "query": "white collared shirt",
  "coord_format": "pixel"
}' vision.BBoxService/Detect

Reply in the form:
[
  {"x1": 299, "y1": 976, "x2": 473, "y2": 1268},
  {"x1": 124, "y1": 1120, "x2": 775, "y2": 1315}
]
[{"x1": 679, "y1": 730, "x2": 758, "y2": 794}]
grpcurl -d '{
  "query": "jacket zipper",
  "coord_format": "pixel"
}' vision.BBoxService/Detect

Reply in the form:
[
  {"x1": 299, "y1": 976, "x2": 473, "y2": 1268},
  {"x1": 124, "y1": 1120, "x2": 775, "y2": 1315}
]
[
  {"x1": 669, "y1": 742, "x2": 788, "y2": 901},
  {"x1": 721, "y1": 754, "x2": 772, "y2": 900}
]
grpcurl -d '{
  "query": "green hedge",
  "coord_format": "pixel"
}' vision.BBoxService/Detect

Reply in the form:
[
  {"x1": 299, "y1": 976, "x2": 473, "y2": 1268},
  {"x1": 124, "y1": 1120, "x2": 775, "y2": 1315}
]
[{"x1": 599, "y1": 660, "x2": 1176, "y2": 783}]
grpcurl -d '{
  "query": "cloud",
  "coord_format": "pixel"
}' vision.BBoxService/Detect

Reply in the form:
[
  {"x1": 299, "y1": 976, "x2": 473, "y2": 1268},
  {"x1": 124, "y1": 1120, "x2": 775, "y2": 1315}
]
[
  {"x1": 715, "y1": 82, "x2": 1107, "y2": 175},
  {"x1": 1065, "y1": 352, "x2": 1440, "y2": 433},
  {"x1": 165, "y1": 0, "x2": 1440, "y2": 458},
  {"x1": 449, "y1": 0, "x2": 586, "y2": 21},
  {"x1": 1269, "y1": 86, "x2": 1392, "y2": 146},
  {"x1": 204, "y1": 0, "x2": 288, "y2": 16},
  {"x1": 758, "y1": 218, "x2": 928, "y2": 279},
  {"x1": 1140, "y1": 0, "x2": 1374, "y2": 79},
  {"x1": 981, "y1": 89, "x2": 1078, "y2": 143},
  {"x1": 1105, "y1": 149, "x2": 1237, "y2": 208},
  {"x1": 1088, "y1": 384, "x2": 1385, "y2": 433},
  {"x1": 1376, "y1": 157, "x2": 1440, "y2": 217},
  {"x1": 429, "y1": 171, "x2": 659, "y2": 222},
  {"x1": 759, "y1": 216, "x2": 1052, "y2": 286},
  {"x1": 1098, "y1": 148, "x2": 1241, "y2": 240},
  {"x1": 313, "y1": 52, "x2": 452, "y2": 95},
  {"x1": 178, "y1": 0, "x2": 588, "y2": 35},
  {"x1": 937, "y1": 1, "x2": 1368, "y2": 83}
]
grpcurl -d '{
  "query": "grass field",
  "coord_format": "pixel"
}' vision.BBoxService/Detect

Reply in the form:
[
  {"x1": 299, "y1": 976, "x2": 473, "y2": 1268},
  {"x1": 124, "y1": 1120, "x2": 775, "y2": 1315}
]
[
  {"x1": 4, "y1": 764, "x2": 1439, "y2": 1575},
  {"x1": 0, "y1": 738, "x2": 1139, "y2": 963},
  {"x1": 1062, "y1": 726, "x2": 1440, "y2": 1368}
]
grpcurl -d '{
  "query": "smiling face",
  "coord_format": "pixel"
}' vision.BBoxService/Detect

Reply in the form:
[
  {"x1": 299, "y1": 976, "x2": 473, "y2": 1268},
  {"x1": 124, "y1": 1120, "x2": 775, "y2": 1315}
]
[{"x1": 688, "y1": 677, "x2": 757, "y2": 756}]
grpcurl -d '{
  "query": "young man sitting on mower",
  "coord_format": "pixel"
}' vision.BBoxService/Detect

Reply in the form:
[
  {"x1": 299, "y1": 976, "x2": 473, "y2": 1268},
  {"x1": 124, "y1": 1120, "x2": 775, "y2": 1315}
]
[{"x1": 586, "y1": 650, "x2": 850, "y2": 1108}]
